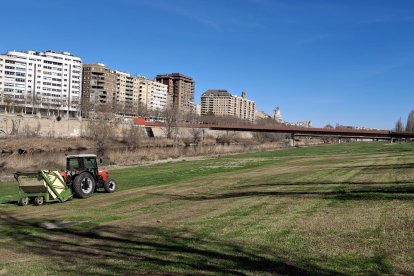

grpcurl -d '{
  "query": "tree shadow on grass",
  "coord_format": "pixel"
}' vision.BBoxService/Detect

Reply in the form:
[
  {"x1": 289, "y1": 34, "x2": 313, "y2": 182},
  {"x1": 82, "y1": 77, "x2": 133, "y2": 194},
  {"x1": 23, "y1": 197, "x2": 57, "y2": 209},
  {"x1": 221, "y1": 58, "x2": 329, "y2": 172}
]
[
  {"x1": 153, "y1": 183, "x2": 414, "y2": 202},
  {"x1": 0, "y1": 211, "x2": 344, "y2": 276},
  {"x1": 238, "y1": 180, "x2": 414, "y2": 189},
  {"x1": 0, "y1": 200, "x2": 18, "y2": 206},
  {"x1": 341, "y1": 163, "x2": 414, "y2": 170}
]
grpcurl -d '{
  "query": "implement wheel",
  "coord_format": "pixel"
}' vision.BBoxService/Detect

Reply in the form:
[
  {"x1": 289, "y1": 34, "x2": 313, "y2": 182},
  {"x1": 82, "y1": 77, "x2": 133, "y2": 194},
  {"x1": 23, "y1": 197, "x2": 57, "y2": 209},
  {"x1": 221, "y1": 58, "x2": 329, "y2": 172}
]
[
  {"x1": 104, "y1": 178, "x2": 117, "y2": 193},
  {"x1": 34, "y1": 196, "x2": 44, "y2": 206},
  {"x1": 73, "y1": 172, "x2": 95, "y2": 198},
  {"x1": 18, "y1": 197, "x2": 29, "y2": 206}
]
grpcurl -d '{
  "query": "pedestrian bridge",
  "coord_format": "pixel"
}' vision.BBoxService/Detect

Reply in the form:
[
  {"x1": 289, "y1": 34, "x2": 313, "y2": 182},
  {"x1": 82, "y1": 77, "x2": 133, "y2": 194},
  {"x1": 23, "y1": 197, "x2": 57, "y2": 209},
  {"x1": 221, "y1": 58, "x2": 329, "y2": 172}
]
[{"x1": 140, "y1": 121, "x2": 414, "y2": 143}]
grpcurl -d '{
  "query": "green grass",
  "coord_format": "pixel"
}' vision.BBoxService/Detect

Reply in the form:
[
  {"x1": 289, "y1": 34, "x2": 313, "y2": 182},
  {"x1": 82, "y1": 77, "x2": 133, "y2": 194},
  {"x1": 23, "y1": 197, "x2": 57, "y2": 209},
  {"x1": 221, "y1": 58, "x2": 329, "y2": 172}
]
[
  {"x1": 111, "y1": 157, "x2": 276, "y2": 190},
  {"x1": 1, "y1": 142, "x2": 413, "y2": 275},
  {"x1": 0, "y1": 180, "x2": 18, "y2": 205}
]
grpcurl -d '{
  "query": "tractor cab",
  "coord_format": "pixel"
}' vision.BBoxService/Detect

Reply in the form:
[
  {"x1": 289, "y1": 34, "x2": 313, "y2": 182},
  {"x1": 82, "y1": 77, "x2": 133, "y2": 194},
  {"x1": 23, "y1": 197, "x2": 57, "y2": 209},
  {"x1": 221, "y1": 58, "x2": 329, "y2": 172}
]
[
  {"x1": 63, "y1": 154, "x2": 117, "y2": 198},
  {"x1": 66, "y1": 154, "x2": 98, "y2": 177}
]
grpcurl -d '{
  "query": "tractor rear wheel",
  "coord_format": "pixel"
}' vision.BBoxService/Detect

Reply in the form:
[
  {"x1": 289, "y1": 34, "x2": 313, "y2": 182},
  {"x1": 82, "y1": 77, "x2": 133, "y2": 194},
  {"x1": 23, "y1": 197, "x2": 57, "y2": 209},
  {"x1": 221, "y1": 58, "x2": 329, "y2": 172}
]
[
  {"x1": 104, "y1": 178, "x2": 117, "y2": 193},
  {"x1": 34, "y1": 196, "x2": 44, "y2": 206},
  {"x1": 73, "y1": 172, "x2": 95, "y2": 198},
  {"x1": 18, "y1": 197, "x2": 29, "y2": 206}
]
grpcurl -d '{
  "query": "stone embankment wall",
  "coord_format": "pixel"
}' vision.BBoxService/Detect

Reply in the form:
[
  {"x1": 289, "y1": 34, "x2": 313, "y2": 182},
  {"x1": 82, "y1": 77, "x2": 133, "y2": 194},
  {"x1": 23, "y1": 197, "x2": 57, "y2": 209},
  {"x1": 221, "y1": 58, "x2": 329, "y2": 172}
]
[
  {"x1": 0, "y1": 114, "x2": 84, "y2": 137},
  {"x1": 0, "y1": 114, "x2": 249, "y2": 139}
]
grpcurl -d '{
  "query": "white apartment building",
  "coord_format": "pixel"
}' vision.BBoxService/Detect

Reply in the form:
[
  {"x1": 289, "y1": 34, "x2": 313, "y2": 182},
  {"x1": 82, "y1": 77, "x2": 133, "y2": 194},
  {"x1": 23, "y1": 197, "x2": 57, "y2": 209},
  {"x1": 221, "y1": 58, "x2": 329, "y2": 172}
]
[{"x1": 0, "y1": 50, "x2": 82, "y2": 117}]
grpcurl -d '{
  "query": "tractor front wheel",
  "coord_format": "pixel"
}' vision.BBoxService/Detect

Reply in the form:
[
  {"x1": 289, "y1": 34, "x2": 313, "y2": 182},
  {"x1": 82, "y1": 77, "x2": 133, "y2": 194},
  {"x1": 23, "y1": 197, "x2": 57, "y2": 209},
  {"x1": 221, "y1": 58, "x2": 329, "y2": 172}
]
[
  {"x1": 104, "y1": 178, "x2": 117, "y2": 193},
  {"x1": 73, "y1": 172, "x2": 96, "y2": 198}
]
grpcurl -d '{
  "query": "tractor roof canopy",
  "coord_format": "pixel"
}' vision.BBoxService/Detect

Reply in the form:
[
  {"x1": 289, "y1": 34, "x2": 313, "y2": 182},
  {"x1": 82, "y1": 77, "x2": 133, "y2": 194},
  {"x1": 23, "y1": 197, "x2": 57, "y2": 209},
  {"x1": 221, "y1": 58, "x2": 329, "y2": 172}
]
[{"x1": 66, "y1": 154, "x2": 97, "y2": 159}]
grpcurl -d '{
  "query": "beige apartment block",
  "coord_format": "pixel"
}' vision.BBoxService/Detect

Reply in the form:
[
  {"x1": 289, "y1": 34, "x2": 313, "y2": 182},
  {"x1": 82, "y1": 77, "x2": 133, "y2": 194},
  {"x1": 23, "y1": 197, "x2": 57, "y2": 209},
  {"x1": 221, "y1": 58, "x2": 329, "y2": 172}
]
[
  {"x1": 82, "y1": 65, "x2": 168, "y2": 117},
  {"x1": 115, "y1": 71, "x2": 137, "y2": 115},
  {"x1": 136, "y1": 76, "x2": 167, "y2": 112},
  {"x1": 156, "y1": 73, "x2": 194, "y2": 114},
  {"x1": 81, "y1": 63, "x2": 116, "y2": 116},
  {"x1": 136, "y1": 77, "x2": 150, "y2": 109},
  {"x1": 113, "y1": 72, "x2": 169, "y2": 115},
  {"x1": 201, "y1": 90, "x2": 256, "y2": 122}
]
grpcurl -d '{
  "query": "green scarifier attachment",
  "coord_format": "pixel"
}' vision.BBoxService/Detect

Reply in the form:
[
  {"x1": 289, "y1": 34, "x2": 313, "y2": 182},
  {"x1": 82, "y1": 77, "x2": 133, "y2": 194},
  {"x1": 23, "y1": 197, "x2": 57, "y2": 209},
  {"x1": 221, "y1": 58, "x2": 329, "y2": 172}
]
[
  {"x1": 14, "y1": 170, "x2": 73, "y2": 204},
  {"x1": 40, "y1": 170, "x2": 73, "y2": 202}
]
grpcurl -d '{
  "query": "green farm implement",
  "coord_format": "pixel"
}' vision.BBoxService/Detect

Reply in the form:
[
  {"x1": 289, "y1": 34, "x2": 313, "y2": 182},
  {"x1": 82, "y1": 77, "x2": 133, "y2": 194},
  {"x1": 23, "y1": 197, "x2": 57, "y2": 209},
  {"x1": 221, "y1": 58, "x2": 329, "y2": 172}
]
[{"x1": 14, "y1": 170, "x2": 73, "y2": 206}]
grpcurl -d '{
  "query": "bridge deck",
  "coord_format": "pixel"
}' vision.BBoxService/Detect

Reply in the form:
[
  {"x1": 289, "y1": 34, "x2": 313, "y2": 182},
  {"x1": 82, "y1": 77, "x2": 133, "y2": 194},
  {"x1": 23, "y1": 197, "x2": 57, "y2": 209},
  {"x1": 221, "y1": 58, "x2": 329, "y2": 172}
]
[{"x1": 141, "y1": 122, "x2": 414, "y2": 139}]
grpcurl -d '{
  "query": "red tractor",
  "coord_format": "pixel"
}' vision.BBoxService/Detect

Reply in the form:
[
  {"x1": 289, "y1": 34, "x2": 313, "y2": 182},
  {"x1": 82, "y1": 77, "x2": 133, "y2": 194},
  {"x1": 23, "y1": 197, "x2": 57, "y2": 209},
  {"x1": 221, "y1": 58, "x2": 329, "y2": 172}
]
[{"x1": 60, "y1": 154, "x2": 117, "y2": 198}]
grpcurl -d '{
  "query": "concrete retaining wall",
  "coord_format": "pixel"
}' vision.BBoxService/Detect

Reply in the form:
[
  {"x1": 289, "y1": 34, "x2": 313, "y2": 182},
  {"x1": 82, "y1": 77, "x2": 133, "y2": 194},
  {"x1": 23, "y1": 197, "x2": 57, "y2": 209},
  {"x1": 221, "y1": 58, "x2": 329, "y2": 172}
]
[
  {"x1": 0, "y1": 114, "x2": 263, "y2": 140},
  {"x1": 0, "y1": 114, "x2": 84, "y2": 137}
]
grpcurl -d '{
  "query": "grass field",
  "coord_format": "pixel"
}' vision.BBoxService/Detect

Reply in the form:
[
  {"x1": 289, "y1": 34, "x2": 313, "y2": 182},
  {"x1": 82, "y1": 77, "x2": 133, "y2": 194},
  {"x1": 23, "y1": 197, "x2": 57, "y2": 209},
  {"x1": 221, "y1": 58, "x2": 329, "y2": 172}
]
[{"x1": 0, "y1": 142, "x2": 413, "y2": 275}]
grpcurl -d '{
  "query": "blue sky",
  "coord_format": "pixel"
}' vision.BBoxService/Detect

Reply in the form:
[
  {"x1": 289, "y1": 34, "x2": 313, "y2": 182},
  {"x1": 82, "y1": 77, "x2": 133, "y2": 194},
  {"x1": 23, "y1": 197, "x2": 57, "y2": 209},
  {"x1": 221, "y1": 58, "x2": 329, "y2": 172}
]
[{"x1": 2, "y1": 0, "x2": 413, "y2": 129}]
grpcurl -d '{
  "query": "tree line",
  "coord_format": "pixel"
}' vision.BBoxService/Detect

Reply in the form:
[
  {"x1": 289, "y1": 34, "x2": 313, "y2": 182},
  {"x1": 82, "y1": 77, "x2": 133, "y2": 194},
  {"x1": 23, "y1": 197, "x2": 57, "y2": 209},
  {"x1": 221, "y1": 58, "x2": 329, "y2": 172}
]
[{"x1": 395, "y1": 110, "x2": 414, "y2": 132}]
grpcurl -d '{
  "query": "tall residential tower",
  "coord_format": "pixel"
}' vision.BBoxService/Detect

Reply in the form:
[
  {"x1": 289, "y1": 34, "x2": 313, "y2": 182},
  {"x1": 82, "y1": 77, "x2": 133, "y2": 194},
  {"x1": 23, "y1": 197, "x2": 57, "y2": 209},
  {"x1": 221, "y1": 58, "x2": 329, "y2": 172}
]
[
  {"x1": 156, "y1": 73, "x2": 194, "y2": 114},
  {"x1": 82, "y1": 63, "x2": 117, "y2": 116}
]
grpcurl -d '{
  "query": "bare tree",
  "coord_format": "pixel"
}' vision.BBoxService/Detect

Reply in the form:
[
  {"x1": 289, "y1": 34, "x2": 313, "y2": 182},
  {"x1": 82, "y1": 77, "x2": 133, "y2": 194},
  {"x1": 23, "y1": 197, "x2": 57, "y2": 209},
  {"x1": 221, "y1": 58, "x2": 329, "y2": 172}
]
[
  {"x1": 0, "y1": 88, "x2": 3, "y2": 109},
  {"x1": 200, "y1": 113, "x2": 250, "y2": 126},
  {"x1": 10, "y1": 119, "x2": 21, "y2": 135},
  {"x1": 216, "y1": 131, "x2": 237, "y2": 145},
  {"x1": 182, "y1": 111, "x2": 199, "y2": 124},
  {"x1": 26, "y1": 89, "x2": 36, "y2": 115},
  {"x1": 113, "y1": 101, "x2": 125, "y2": 117},
  {"x1": 33, "y1": 94, "x2": 42, "y2": 115},
  {"x1": 23, "y1": 121, "x2": 41, "y2": 137},
  {"x1": 161, "y1": 107, "x2": 180, "y2": 140},
  {"x1": 61, "y1": 97, "x2": 69, "y2": 118},
  {"x1": 44, "y1": 97, "x2": 51, "y2": 117},
  {"x1": 71, "y1": 96, "x2": 81, "y2": 118},
  {"x1": 94, "y1": 102, "x2": 115, "y2": 117},
  {"x1": 395, "y1": 117, "x2": 405, "y2": 132},
  {"x1": 186, "y1": 128, "x2": 203, "y2": 145},
  {"x1": 252, "y1": 132, "x2": 287, "y2": 143},
  {"x1": 405, "y1": 110, "x2": 414, "y2": 133},
  {"x1": 86, "y1": 105, "x2": 114, "y2": 156},
  {"x1": 137, "y1": 102, "x2": 150, "y2": 118},
  {"x1": 3, "y1": 95, "x2": 14, "y2": 113},
  {"x1": 255, "y1": 117, "x2": 284, "y2": 127},
  {"x1": 81, "y1": 93, "x2": 95, "y2": 118},
  {"x1": 200, "y1": 112, "x2": 216, "y2": 124},
  {"x1": 121, "y1": 124, "x2": 144, "y2": 149},
  {"x1": 321, "y1": 124, "x2": 336, "y2": 143},
  {"x1": 87, "y1": 119, "x2": 112, "y2": 156},
  {"x1": 221, "y1": 115, "x2": 248, "y2": 125},
  {"x1": 147, "y1": 107, "x2": 163, "y2": 122},
  {"x1": 123, "y1": 102, "x2": 133, "y2": 116},
  {"x1": 25, "y1": 91, "x2": 32, "y2": 114}
]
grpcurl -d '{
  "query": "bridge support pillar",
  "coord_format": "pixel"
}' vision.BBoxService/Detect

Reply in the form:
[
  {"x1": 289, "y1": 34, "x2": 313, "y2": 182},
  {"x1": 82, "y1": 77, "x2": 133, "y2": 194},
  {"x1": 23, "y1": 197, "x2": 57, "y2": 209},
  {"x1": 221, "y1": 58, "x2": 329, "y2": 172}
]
[{"x1": 289, "y1": 133, "x2": 295, "y2": 147}]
